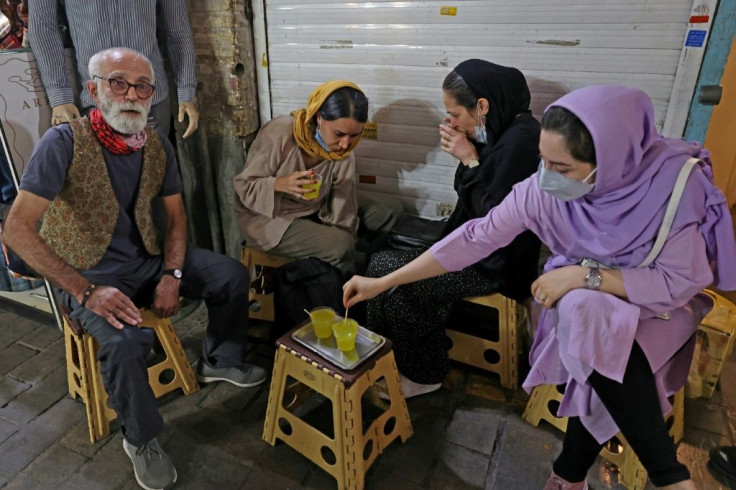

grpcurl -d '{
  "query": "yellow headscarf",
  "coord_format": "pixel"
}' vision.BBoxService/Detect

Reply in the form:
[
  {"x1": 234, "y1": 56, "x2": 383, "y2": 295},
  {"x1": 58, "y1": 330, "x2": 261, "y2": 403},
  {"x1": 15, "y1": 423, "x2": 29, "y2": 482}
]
[{"x1": 291, "y1": 80, "x2": 365, "y2": 161}]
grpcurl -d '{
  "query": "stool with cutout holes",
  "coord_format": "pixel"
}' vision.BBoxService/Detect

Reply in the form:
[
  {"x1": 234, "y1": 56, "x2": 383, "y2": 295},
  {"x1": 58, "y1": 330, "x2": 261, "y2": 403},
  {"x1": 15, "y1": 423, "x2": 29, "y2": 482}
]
[
  {"x1": 522, "y1": 383, "x2": 684, "y2": 490},
  {"x1": 686, "y1": 289, "x2": 736, "y2": 398},
  {"x1": 262, "y1": 324, "x2": 413, "y2": 489},
  {"x1": 241, "y1": 245, "x2": 294, "y2": 321},
  {"x1": 64, "y1": 308, "x2": 199, "y2": 443},
  {"x1": 446, "y1": 293, "x2": 526, "y2": 389}
]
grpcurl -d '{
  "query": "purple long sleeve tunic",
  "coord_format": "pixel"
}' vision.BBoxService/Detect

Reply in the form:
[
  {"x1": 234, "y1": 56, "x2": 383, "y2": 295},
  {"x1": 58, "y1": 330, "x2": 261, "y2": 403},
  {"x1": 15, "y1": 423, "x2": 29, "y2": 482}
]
[{"x1": 431, "y1": 173, "x2": 729, "y2": 442}]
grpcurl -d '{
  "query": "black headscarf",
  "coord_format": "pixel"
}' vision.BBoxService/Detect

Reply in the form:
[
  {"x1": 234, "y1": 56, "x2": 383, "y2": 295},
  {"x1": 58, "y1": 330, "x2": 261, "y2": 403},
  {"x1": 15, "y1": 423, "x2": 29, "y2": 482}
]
[
  {"x1": 453, "y1": 59, "x2": 531, "y2": 145},
  {"x1": 443, "y1": 59, "x2": 540, "y2": 301}
]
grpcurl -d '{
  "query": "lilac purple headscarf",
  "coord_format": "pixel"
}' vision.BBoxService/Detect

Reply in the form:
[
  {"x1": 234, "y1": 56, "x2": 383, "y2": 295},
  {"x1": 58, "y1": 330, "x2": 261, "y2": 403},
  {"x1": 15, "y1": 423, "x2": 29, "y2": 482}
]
[{"x1": 539, "y1": 85, "x2": 735, "y2": 288}]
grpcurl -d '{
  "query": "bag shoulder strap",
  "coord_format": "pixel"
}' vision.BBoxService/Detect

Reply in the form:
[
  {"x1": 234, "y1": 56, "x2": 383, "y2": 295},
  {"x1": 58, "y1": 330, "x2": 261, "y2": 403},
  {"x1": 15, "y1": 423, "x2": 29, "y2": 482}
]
[{"x1": 637, "y1": 157, "x2": 699, "y2": 268}]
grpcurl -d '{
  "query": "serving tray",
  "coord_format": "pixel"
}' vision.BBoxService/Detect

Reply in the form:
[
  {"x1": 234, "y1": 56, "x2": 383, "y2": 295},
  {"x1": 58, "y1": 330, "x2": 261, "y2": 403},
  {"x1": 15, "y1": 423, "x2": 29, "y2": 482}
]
[{"x1": 291, "y1": 319, "x2": 386, "y2": 370}]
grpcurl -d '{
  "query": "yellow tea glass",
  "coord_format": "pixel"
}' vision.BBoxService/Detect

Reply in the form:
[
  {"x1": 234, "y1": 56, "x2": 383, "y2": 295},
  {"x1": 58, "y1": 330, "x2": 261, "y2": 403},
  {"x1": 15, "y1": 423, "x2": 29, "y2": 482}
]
[
  {"x1": 301, "y1": 174, "x2": 323, "y2": 199},
  {"x1": 333, "y1": 318, "x2": 359, "y2": 352},
  {"x1": 309, "y1": 306, "x2": 336, "y2": 339}
]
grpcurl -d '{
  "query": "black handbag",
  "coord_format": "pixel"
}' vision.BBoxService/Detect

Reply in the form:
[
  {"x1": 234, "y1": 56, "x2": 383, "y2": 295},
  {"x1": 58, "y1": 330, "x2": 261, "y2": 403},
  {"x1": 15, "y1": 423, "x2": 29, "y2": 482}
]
[{"x1": 387, "y1": 215, "x2": 448, "y2": 250}]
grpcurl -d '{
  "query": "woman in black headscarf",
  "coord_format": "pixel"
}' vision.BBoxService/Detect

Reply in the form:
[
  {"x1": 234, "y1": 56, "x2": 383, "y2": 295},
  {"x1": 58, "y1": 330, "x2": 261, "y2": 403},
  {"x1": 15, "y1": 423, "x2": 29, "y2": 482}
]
[{"x1": 365, "y1": 59, "x2": 541, "y2": 398}]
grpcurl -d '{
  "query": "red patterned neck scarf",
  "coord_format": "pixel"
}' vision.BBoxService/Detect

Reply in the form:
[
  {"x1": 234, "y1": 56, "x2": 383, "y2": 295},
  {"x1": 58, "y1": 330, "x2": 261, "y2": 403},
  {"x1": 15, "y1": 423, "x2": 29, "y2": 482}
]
[{"x1": 88, "y1": 108, "x2": 147, "y2": 155}]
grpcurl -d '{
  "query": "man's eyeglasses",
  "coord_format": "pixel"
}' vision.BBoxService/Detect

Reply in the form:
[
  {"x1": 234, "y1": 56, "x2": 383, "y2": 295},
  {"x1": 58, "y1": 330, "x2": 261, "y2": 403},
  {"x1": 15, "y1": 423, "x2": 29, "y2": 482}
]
[{"x1": 94, "y1": 76, "x2": 155, "y2": 99}]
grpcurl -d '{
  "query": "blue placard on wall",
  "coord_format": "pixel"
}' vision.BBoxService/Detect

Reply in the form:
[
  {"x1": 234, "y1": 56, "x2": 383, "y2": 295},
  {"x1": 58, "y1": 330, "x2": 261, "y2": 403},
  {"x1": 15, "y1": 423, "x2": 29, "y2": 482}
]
[{"x1": 685, "y1": 30, "x2": 707, "y2": 48}]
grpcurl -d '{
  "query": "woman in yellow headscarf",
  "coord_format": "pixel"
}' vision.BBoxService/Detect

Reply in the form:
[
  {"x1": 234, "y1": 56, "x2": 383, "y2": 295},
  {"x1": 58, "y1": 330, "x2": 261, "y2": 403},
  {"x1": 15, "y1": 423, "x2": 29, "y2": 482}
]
[{"x1": 233, "y1": 81, "x2": 402, "y2": 275}]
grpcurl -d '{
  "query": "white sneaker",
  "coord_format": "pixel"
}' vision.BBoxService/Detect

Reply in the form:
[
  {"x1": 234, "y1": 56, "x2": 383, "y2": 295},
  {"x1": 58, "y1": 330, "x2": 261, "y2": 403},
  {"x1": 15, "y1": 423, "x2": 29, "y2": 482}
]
[{"x1": 378, "y1": 374, "x2": 441, "y2": 400}]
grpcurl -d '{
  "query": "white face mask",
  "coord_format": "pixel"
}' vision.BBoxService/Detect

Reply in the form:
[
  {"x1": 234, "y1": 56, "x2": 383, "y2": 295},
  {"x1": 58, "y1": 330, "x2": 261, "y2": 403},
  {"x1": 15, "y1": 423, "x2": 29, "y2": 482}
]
[
  {"x1": 537, "y1": 159, "x2": 597, "y2": 201},
  {"x1": 474, "y1": 105, "x2": 488, "y2": 144}
]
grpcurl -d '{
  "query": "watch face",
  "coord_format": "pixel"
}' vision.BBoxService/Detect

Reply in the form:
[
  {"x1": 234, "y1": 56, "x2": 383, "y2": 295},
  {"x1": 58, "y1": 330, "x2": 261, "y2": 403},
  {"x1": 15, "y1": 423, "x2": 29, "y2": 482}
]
[
  {"x1": 586, "y1": 269, "x2": 601, "y2": 289},
  {"x1": 165, "y1": 269, "x2": 183, "y2": 279}
]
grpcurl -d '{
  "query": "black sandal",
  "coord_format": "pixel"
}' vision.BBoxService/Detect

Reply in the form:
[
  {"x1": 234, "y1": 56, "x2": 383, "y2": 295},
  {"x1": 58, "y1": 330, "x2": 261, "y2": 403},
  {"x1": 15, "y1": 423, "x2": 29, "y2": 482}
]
[{"x1": 708, "y1": 446, "x2": 736, "y2": 489}]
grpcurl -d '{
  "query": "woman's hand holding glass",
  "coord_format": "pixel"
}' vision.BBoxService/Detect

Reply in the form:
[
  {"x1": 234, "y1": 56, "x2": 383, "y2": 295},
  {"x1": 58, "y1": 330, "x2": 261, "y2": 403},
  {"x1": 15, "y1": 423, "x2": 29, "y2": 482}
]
[
  {"x1": 439, "y1": 119, "x2": 478, "y2": 164},
  {"x1": 274, "y1": 170, "x2": 317, "y2": 200}
]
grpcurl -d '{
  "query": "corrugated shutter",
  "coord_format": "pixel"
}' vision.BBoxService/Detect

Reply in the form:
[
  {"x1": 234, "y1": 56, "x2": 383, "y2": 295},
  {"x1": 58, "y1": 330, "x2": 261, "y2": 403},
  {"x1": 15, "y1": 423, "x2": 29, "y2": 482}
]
[{"x1": 260, "y1": 0, "x2": 711, "y2": 217}]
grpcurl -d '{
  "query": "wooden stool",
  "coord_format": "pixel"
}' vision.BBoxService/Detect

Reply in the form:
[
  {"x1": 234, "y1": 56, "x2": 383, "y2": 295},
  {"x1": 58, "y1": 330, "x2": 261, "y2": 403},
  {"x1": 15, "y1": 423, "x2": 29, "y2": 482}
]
[
  {"x1": 240, "y1": 245, "x2": 293, "y2": 321},
  {"x1": 64, "y1": 309, "x2": 199, "y2": 443},
  {"x1": 446, "y1": 293, "x2": 525, "y2": 389},
  {"x1": 522, "y1": 383, "x2": 685, "y2": 490},
  {"x1": 263, "y1": 326, "x2": 413, "y2": 489}
]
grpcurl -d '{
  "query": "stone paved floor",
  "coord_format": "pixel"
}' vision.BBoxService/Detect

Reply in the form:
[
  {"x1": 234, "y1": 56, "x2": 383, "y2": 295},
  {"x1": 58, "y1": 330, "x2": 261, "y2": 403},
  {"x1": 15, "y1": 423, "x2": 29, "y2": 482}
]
[{"x1": 0, "y1": 300, "x2": 733, "y2": 489}]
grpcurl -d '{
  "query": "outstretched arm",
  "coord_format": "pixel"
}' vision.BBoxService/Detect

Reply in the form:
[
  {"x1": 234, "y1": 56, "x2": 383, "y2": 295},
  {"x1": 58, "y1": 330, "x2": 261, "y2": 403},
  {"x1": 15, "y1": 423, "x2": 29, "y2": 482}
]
[
  {"x1": 342, "y1": 250, "x2": 448, "y2": 308},
  {"x1": 343, "y1": 178, "x2": 538, "y2": 308},
  {"x1": 3, "y1": 191, "x2": 141, "y2": 327}
]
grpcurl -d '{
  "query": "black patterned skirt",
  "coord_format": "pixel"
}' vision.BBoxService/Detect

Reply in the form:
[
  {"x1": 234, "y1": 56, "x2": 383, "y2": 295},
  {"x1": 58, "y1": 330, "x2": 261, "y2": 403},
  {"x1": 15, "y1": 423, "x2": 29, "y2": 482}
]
[{"x1": 366, "y1": 248, "x2": 501, "y2": 384}]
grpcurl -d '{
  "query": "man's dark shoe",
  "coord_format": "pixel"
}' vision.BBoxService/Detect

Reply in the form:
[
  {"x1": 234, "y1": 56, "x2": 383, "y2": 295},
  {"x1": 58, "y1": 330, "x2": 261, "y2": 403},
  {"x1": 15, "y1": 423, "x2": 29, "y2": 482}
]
[
  {"x1": 196, "y1": 358, "x2": 266, "y2": 388},
  {"x1": 123, "y1": 437, "x2": 177, "y2": 490}
]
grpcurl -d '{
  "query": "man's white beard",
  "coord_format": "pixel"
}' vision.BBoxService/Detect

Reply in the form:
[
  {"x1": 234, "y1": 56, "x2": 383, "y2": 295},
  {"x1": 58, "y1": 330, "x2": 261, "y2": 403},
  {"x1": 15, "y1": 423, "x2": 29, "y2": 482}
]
[{"x1": 98, "y1": 93, "x2": 151, "y2": 134}]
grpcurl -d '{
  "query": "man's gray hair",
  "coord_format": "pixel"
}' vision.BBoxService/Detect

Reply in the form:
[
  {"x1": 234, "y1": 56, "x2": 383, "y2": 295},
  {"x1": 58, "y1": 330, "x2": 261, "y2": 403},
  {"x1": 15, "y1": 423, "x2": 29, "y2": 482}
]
[{"x1": 88, "y1": 48, "x2": 155, "y2": 83}]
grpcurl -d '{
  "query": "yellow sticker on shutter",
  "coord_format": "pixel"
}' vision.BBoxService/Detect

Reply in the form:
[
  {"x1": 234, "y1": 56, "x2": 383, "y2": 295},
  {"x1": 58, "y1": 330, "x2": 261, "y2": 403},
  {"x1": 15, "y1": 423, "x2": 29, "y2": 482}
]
[
  {"x1": 362, "y1": 122, "x2": 378, "y2": 140},
  {"x1": 440, "y1": 6, "x2": 457, "y2": 16}
]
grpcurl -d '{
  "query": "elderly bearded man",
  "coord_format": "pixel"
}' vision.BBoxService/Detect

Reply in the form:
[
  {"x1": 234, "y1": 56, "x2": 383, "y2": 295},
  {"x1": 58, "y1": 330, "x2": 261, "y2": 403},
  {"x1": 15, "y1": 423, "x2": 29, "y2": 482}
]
[{"x1": 2, "y1": 48, "x2": 265, "y2": 490}]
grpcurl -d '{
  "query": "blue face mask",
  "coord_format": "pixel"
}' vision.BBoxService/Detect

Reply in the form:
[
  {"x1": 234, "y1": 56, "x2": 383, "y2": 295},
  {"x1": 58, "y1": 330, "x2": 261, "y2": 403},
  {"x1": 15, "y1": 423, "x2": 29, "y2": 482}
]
[
  {"x1": 315, "y1": 126, "x2": 330, "y2": 151},
  {"x1": 537, "y1": 160, "x2": 597, "y2": 201}
]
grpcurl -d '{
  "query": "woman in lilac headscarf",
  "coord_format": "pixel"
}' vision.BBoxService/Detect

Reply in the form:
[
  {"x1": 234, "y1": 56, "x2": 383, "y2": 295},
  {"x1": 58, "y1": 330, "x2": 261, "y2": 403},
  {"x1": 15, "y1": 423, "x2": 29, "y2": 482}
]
[{"x1": 343, "y1": 85, "x2": 736, "y2": 489}]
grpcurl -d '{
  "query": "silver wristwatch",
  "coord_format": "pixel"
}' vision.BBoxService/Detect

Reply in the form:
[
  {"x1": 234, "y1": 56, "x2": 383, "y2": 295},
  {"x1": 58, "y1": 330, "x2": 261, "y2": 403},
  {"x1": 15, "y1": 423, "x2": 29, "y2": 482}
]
[
  {"x1": 163, "y1": 268, "x2": 183, "y2": 279},
  {"x1": 585, "y1": 265, "x2": 602, "y2": 290}
]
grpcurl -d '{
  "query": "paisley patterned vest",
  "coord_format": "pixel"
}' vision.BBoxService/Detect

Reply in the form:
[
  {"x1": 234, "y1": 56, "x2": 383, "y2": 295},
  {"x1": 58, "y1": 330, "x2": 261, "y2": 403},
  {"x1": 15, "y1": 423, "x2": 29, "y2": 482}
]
[{"x1": 39, "y1": 117, "x2": 166, "y2": 270}]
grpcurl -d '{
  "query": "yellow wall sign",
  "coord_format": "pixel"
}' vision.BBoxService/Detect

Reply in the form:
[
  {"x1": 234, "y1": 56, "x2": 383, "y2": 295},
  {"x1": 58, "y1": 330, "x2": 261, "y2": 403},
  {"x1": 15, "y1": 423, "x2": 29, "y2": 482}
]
[
  {"x1": 440, "y1": 6, "x2": 457, "y2": 16},
  {"x1": 362, "y1": 122, "x2": 378, "y2": 140}
]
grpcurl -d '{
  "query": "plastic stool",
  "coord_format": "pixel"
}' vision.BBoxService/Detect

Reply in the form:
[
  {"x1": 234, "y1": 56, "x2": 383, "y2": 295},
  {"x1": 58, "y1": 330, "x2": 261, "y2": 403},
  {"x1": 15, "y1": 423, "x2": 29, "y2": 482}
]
[
  {"x1": 686, "y1": 289, "x2": 736, "y2": 398},
  {"x1": 241, "y1": 245, "x2": 293, "y2": 321},
  {"x1": 521, "y1": 383, "x2": 568, "y2": 432},
  {"x1": 522, "y1": 384, "x2": 684, "y2": 490},
  {"x1": 446, "y1": 293, "x2": 525, "y2": 389},
  {"x1": 64, "y1": 309, "x2": 199, "y2": 443},
  {"x1": 263, "y1": 326, "x2": 413, "y2": 489}
]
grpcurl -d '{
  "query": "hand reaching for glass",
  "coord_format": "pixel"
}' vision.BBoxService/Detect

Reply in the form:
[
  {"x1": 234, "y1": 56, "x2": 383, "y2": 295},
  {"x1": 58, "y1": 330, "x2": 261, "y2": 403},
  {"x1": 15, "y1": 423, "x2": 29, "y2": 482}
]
[{"x1": 342, "y1": 275, "x2": 387, "y2": 309}]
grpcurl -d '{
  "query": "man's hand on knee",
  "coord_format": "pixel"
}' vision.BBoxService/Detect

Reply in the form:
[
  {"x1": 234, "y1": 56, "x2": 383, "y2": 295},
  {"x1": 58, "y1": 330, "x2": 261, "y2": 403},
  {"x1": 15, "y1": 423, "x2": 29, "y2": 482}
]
[
  {"x1": 85, "y1": 285, "x2": 142, "y2": 329},
  {"x1": 152, "y1": 276, "x2": 181, "y2": 318}
]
